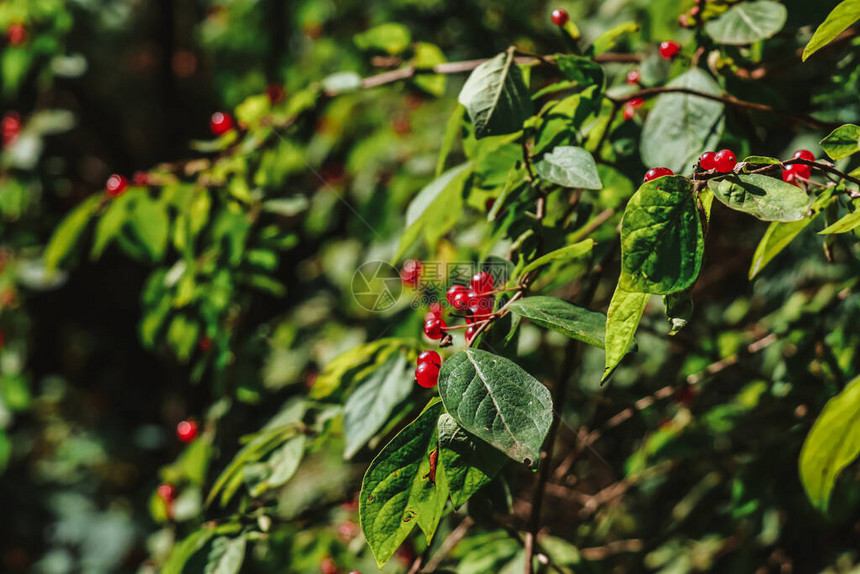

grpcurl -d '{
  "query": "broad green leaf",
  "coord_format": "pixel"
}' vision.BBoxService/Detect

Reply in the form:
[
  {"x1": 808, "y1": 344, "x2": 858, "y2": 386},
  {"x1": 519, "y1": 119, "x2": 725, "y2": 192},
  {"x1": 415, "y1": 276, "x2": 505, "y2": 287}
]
[
  {"x1": 436, "y1": 105, "x2": 465, "y2": 176},
  {"x1": 708, "y1": 174, "x2": 811, "y2": 222},
  {"x1": 437, "y1": 414, "x2": 506, "y2": 508},
  {"x1": 163, "y1": 528, "x2": 217, "y2": 574},
  {"x1": 344, "y1": 353, "x2": 413, "y2": 459},
  {"x1": 534, "y1": 146, "x2": 602, "y2": 190},
  {"x1": 91, "y1": 192, "x2": 133, "y2": 259},
  {"x1": 354, "y1": 23, "x2": 412, "y2": 55},
  {"x1": 438, "y1": 349, "x2": 552, "y2": 465},
  {"x1": 640, "y1": 69, "x2": 724, "y2": 174},
  {"x1": 603, "y1": 285, "x2": 649, "y2": 384},
  {"x1": 555, "y1": 55, "x2": 604, "y2": 88},
  {"x1": 799, "y1": 374, "x2": 860, "y2": 511},
  {"x1": 518, "y1": 239, "x2": 594, "y2": 277},
  {"x1": 664, "y1": 290, "x2": 693, "y2": 335},
  {"x1": 204, "y1": 536, "x2": 247, "y2": 574},
  {"x1": 742, "y1": 155, "x2": 782, "y2": 165},
  {"x1": 508, "y1": 296, "x2": 607, "y2": 348},
  {"x1": 131, "y1": 196, "x2": 170, "y2": 260},
  {"x1": 311, "y1": 338, "x2": 416, "y2": 399},
  {"x1": 620, "y1": 176, "x2": 704, "y2": 295},
  {"x1": 589, "y1": 22, "x2": 640, "y2": 56},
  {"x1": 396, "y1": 162, "x2": 471, "y2": 259},
  {"x1": 749, "y1": 190, "x2": 835, "y2": 278},
  {"x1": 803, "y1": 0, "x2": 860, "y2": 60},
  {"x1": 44, "y1": 195, "x2": 101, "y2": 271},
  {"x1": 820, "y1": 124, "x2": 860, "y2": 160},
  {"x1": 413, "y1": 42, "x2": 447, "y2": 97},
  {"x1": 704, "y1": 1, "x2": 787, "y2": 45},
  {"x1": 820, "y1": 210, "x2": 860, "y2": 234},
  {"x1": 360, "y1": 401, "x2": 448, "y2": 567},
  {"x1": 458, "y1": 51, "x2": 533, "y2": 139},
  {"x1": 246, "y1": 434, "x2": 307, "y2": 496}
]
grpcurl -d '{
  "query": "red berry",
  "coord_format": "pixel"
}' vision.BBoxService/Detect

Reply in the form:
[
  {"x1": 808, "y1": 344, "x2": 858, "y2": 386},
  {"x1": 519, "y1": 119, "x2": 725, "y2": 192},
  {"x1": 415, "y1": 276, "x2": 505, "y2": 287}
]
[
  {"x1": 415, "y1": 362, "x2": 440, "y2": 388},
  {"x1": 423, "y1": 317, "x2": 446, "y2": 340},
  {"x1": 470, "y1": 271, "x2": 494, "y2": 294},
  {"x1": 105, "y1": 174, "x2": 129, "y2": 198},
  {"x1": 782, "y1": 164, "x2": 810, "y2": 186},
  {"x1": 453, "y1": 291, "x2": 470, "y2": 311},
  {"x1": 643, "y1": 167, "x2": 674, "y2": 183},
  {"x1": 465, "y1": 325, "x2": 477, "y2": 343},
  {"x1": 446, "y1": 285, "x2": 467, "y2": 307},
  {"x1": 428, "y1": 302, "x2": 443, "y2": 318},
  {"x1": 623, "y1": 98, "x2": 645, "y2": 121},
  {"x1": 209, "y1": 111, "x2": 234, "y2": 136},
  {"x1": 550, "y1": 9, "x2": 569, "y2": 26},
  {"x1": 400, "y1": 259, "x2": 422, "y2": 287},
  {"x1": 714, "y1": 149, "x2": 737, "y2": 173},
  {"x1": 466, "y1": 290, "x2": 493, "y2": 314},
  {"x1": 417, "y1": 350, "x2": 441, "y2": 366},
  {"x1": 793, "y1": 149, "x2": 815, "y2": 162},
  {"x1": 132, "y1": 171, "x2": 150, "y2": 186},
  {"x1": 659, "y1": 41, "x2": 681, "y2": 60},
  {"x1": 626, "y1": 69, "x2": 641, "y2": 85},
  {"x1": 320, "y1": 557, "x2": 338, "y2": 574},
  {"x1": 6, "y1": 23, "x2": 27, "y2": 47},
  {"x1": 699, "y1": 151, "x2": 717, "y2": 171},
  {"x1": 176, "y1": 420, "x2": 198, "y2": 443},
  {"x1": 157, "y1": 483, "x2": 177, "y2": 502},
  {"x1": 1, "y1": 112, "x2": 21, "y2": 147},
  {"x1": 266, "y1": 83, "x2": 285, "y2": 104}
]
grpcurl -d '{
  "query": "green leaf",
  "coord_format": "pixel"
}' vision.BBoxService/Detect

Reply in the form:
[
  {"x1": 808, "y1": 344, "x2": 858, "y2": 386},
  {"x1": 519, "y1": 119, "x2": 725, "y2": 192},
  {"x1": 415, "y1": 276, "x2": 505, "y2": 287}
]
[
  {"x1": 799, "y1": 374, "x2": 860, "y2": 511},
  {"x1": 360, "y1": 401, "x2": 448, "y2": 567},
  {"x1": 44, "y1": 195, "x2": 101, "y2": 271},
  {"x1": 438, "y1": 349, "x2": 552, "y2": 465},
  {"x1": 620, "y1": 176, "x2": 703, "y2": 295},
  {"x1": 534, "y1": 146, "x2": 602, "y2": 190},
  {"x1": 664, "y1": 290, "x2": 693, "y2": 335},
  {"x1": 310, "y1": 338, "x2": 416, "y2": 399},
  {"x1": 437, "y1": 413, "x2": 507, "y2": 509},
  {"x1": 555, "y1": 55, "x2": 604, "y2": 88},
  {"x1": 742, "y1": 155, "x2": 782, "y2": 165},
  {"x1": 262, "y1": 197, "x2": 309, "y2": 217},
  {"x1": 204, "y1": 536, "x2": 247, "y2": 574},
  {"x1": 246, "y1": 434, "x2": 307, "y2": 496},
  {"x1": 518, "y1": 239, "x2": 594, "y2": 277},
  {"x1": 508, "y1": 296, "x2": 607, "y2": 348},
  {"x1": 803, "y1": 0, "x2": 860, "y2": 60},
  {"x1": 436, "y1": 105, "x2": 465, "y2": 176},
  {"x1": 589, "y1": 22, "x2": 640, "y2": 56},
  {"x1": 820, "y1": 124, "x2": 860, "y2": 160},
  {"x1": 704, "y1": 1, "x2": 787, "y2": 45},
  {"x1": 163, "y1": 527, "x2": 218, "y2": 574},
  {"x1": 344, "y1": 353, "x2": 414, "y2": 459},
  {"x1": 354, "y1": 23, "x2": 412, "y2": 55},
  {"x1": 708, "y1": 174, "x2": 811, "y2": 222},
  {"x1": 131, "y1": 196, "x2": 170, "y2": 260},
  {"x1": 396, "y1": 162, "x2": 471, "y2": 259},
  {"x1": 412, "y1": 42, "x2": 447, "y2": 97},
  {"x1": 820, "y1": 210, "x2": 860, "y2": 234},
  {"x1": 640, "y1": 69, "x2": 724, "y2": 174},
  {"x1": 603, "y1": 285, "x2": 649, "y2": 384},
  {"x1": 458, "y1": 51, "x2": 533, "y2": 139},
  {"x1": 91, "y1": 192, "x2": 131, "y2": 259}
]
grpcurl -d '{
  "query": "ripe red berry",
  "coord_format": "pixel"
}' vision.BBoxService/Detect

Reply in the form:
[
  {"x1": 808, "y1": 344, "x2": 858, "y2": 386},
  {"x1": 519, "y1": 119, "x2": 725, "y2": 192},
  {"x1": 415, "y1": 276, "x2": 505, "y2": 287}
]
[
  {"x1": 1, "y1": 112, "x2": 22, "y2": 147},
  {"x1": 176, "y1": 420, "x2": 198, "y2": 443},
  {"x1": 320, "y1": 557, "x2": 338, "y2": 574},
  {"x1": 423, "y1": 317, "x2": 447, "y2": 340},
  {"x1": 453, "y1": 291, "x2": 470, "y2": 311},
  {"x1": 793, "y1": 149, "x2": 815, "y2": 162},
  {"x1": 643, "y1": 167, "x2": 674, "y2": 183},
  {"x1": 417, "y1": 350, "x2": 441, "y2": 366},
  {"x1": 446, "y1": 285, "x2": 467, "y2": 308},
  {"x1": 105, "y1": 174, "x2": 129, "y2": 198},
  {"x1": 6, "y1": 23, "x2": 28, "y2": 47},
  {"x1": 550, "y1": 9, "x2": 569, "y2": 26},
  {"x1": 626, "y1": 69, "x2": 641, "y2": 85},
  {"x1": 699, "y1": 151, "x2": 717, "y2": 171},
  {"x1": 415, "y1": 362, "x2": 440, "y2": 388},
  {"x1": 209, "y1": 111, "x2": 234, "y2": 136},
  {"x1": 400, "y1": 259, "x2": 422, "y2": 287},
  {"x1": 714, "y1": 149, "x2": 737, "y2": 173},
  {"x1": 659, "y1": 41, "x2": 681, "y2": 60},
  {"x1": 470, "y1": 271, "x2": 494, "y2": 294},
  {"x1": 132, "y1": 171, "x2": 150, "y2": 186},
  {"x1": 428, "y1": 302, "x2": 442, "y2": 318},
  {"x1": 782, "y1": 163, "x2": 810, "y2": 186},
  {"x1": 467, "y1": 290, "x2": 493, "y2": 314},
  {"x1": 157, "y1": 483, "x2": 177, "y2": 502},
  {"x1": 465, "y1": 325, "x2": 477, "y2": 343},
  {"x1": 623, "y1": 98, "x2": 645, "y2": 121}
]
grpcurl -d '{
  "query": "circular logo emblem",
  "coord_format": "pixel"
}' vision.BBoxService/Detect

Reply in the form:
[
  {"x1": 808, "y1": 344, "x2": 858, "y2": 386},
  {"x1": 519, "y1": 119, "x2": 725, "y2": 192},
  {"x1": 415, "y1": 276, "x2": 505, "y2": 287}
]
[{"x1": 351, "y1": 261, "x2": 402, "y2": 312}]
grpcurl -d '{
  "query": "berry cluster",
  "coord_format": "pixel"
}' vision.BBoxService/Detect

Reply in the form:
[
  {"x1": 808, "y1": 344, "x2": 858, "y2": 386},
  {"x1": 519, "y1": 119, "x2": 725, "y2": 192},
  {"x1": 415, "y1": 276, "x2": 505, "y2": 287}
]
[
  {"x1": 1, "y1": 112, "x2": 21, "y2": 147},
  {"x1": 414, "y1": 350, "x2": 441, "y2": 388},
  {"x1": 699, "y1": 149, "x2": 737, "y2": 173},
  {"x1": 783, "y1": 149, "x2": 814, "y2": 185},
  {"x1": 400, "y1": 259, "x2": 422, "y2": 287}
]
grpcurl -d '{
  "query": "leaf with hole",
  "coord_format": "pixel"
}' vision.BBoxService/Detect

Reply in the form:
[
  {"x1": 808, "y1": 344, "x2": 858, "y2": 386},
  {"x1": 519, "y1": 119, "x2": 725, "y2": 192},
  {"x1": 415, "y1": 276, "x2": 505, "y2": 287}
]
[{"x1": 438, "y1": 348, "x2": 552, "y2": 465}]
